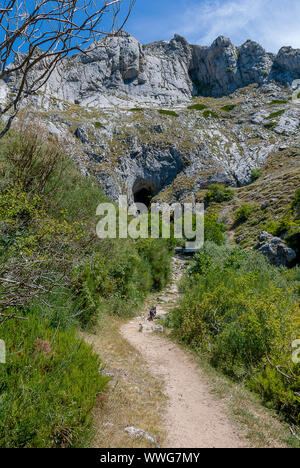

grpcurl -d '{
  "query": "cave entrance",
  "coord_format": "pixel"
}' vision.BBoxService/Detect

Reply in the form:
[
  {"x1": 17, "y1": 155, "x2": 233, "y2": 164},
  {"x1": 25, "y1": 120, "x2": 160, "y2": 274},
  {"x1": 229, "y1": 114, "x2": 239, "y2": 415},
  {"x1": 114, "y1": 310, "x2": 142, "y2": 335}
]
[
  {"x1": 133, "y1": 179, "x2": 156, "y2": 208},
  {"x1": 134, "y1": 187, "x2": 153, "y2": 207}
]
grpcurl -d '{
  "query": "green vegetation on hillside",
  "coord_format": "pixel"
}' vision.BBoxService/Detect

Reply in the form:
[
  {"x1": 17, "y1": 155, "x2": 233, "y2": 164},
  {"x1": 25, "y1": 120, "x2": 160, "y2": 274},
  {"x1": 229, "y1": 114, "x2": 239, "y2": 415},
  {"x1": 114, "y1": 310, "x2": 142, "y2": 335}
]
[
  {"x1": 269, "y1": 100, "x2": 288, "y2": 106},
  {"x1": 0, "y1": 126, "x2": 172, "y2": 447},
  {"x1": 234, "y1": 203, "x2": 257, "y2": 222},
  {"x1": 250, "y1": 168, "x2": 262, "y2": 182},
  {"x1": 263, "y1": 188, "x2": 300, "y2": 262},
  {"x1": 203, "y1": 110, "x2": 219, "y2": 119},
  {"x1": 221, "y1": 104, "x2": 236, "y2": 112},
  {"x1": 158, "y1": 109, "x2": 179, "y2": 117},
  {"x1": 187, "y1": 103, "x2": 208, "y2": 111},
  {"x1": 168, "y1": 242, "x2": 300, "y2": 426},
  {"x1": 204, "y1": 184, "x2": 235, "y2": 204},
  {"x1": 266, "y1": 109, "x2": 285, "y2": 119}
]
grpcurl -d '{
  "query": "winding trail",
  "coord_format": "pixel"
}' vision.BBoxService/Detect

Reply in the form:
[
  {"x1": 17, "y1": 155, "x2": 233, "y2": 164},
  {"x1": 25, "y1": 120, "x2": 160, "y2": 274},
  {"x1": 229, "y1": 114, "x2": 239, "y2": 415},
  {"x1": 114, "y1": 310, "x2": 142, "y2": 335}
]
[{"x1": 121, "y1": 256, "x2": 246, "y2": 448}]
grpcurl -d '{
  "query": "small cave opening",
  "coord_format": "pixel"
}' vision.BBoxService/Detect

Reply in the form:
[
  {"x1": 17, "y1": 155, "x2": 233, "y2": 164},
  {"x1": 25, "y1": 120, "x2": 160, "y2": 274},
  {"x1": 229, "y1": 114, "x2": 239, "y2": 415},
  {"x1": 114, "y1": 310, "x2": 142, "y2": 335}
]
[
  {"x1": 134, "y1": 187, "x2": 153, "y2": 207},
  {"x1": 132, "y1": 179, "x2": 156, "y2": 208}
]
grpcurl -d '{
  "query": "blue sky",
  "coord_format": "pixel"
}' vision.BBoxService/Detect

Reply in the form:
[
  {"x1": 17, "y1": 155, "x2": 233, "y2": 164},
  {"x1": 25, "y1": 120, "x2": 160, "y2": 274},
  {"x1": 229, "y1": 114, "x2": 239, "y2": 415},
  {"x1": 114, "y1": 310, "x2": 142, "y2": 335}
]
[{"x1": 123, "y1": 0, "x2": 300, "y2": 52}]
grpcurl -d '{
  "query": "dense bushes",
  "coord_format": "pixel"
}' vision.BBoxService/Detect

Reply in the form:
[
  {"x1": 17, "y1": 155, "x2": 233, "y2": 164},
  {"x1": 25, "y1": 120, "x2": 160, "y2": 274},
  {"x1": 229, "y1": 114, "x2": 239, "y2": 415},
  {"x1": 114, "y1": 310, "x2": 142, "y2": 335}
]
[
  {"x1": 292, "y1": 188, "x2": 300, "y2": 216},
  {"x1": 264, "y1": 188, "x2": 300, "y2": 263},
  {"x1": 204, "y1": 213, "x2": 226, "y2": 245},
  {"x1": 72, "y1": 238, "x2": 172, "y2": 327},
  {"x1": 234, "y1": 203, "x2": 256, "y2": 222},
  {"x1": 0, "y1": 314, "x2": 108, "y2": 448},
  {"x1": 187, "y1": 103, "x2": 207, "y2": 111},
  {"x1": 169, "y1": 243, "x2": 300, "y2": 424},
  {"x1": 0, "y1": 127, "x2": 172, "y2": 447},
  {"x1": 250, "y1": 168, "x2": 262, "y2": 182},
  {"x1": 204, "y1": 184, "x2": 234, "y2": 204}
]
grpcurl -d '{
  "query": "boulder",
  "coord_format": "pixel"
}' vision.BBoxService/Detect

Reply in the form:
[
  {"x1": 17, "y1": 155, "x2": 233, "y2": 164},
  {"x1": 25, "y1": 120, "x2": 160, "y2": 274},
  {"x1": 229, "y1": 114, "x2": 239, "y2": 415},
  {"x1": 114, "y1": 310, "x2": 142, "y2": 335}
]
[{"x1": 254, "y1": 231, "x2": 296, "y2": 266}]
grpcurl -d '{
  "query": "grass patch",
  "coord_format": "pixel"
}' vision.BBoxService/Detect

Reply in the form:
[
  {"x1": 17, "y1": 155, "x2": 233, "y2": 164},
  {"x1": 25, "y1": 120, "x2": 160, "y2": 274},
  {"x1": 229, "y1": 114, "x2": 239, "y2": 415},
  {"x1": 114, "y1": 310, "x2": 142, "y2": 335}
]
[
  {"x1": 269, "y1": 100, "x2": 288, "y2": 106},
  {"x1": 187, "y1": 103, "x2": 208, "y2": 111},
  {"x1": 203, "y1": 110, "x2": 219, "y2": 119},
  {"x1": 0, "y1": 314, "x2": 108, "y2": 448},
  {"x1": 205, "y1": 184, "x2": 235, "y2": 204},
  {"x1": 264, "y1": 122, "x2": 277, "y2": 130},
  {"x1": 266, "y1": 109, "x2": 285, "y2": 119},
  {"x1": 221, "y1": 104, "x2": 236, "y2": 112},
  {"x1": 94, "y1": 121, "x2": 104, "y2": 129},
  {"x1": 158, "y1": 110, "x2": 179, "y2": 117},
  {"x1": 250, "y1": 168, "x2": 262, "y2": 182}
]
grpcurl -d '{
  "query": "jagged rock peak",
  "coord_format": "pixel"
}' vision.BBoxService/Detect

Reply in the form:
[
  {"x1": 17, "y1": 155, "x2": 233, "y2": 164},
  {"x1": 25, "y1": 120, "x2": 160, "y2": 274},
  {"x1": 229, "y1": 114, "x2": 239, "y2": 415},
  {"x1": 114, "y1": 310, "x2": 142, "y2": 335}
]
[{"x1": 5, "y1": 31, "x2": 300, "y2": 107}]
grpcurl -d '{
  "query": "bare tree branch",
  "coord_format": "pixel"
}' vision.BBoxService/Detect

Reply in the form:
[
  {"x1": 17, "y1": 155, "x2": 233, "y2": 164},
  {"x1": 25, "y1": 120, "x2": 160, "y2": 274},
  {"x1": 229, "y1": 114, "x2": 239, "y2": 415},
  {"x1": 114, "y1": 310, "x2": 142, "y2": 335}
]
[{"x1": 0, "y1": 0, "x2": 135, "y2": 136}]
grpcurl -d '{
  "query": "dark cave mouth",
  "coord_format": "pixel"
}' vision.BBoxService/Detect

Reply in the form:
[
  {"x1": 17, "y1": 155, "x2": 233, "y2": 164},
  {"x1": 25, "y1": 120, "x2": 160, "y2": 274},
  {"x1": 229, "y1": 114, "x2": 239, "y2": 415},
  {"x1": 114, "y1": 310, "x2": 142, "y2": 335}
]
[{"x1": 133, "y1": 187, "x2": 154, "y2": 207}]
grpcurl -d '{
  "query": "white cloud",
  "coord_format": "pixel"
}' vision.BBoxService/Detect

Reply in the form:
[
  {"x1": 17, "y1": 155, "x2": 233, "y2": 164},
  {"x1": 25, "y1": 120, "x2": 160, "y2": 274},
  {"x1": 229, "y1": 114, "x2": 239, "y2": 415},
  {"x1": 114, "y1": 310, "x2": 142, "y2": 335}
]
[{"x1": 172, "y1": 0, "x2": 300, "y2": 52}]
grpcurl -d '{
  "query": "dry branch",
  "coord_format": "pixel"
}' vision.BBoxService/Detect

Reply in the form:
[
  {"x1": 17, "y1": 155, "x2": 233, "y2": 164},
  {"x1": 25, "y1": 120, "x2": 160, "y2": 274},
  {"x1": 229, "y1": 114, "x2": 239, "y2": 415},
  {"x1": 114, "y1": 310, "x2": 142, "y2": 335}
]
[{"x1": 0, "y1": 0, "x2": 135, "y2": 136}]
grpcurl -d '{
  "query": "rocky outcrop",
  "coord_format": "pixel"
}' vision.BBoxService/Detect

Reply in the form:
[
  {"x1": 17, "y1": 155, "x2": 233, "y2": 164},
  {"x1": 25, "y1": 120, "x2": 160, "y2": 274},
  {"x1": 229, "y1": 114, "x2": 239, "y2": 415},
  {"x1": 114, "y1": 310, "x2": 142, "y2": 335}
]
[
  {"x1": 271, "y1": 47, "x2": 300, "y2": 83},
  {"x1": 190, "y1": 37, "x2": 274, "y2": 96},
  {"x1": 254, "y1": 231, "x2": 296, "y2": 267},
  {"x1": 28, "y1": 80, "x2": 297, "y2": 204},
  {"x1": 3, "y1": 33, "x2": 299, "y2": 207},
  {"x1": 28, "y1": 32, "x2": 193, "y2": 107},
  {"x1": 5, "y1": 32, "x2": 300, "y2": 107}
]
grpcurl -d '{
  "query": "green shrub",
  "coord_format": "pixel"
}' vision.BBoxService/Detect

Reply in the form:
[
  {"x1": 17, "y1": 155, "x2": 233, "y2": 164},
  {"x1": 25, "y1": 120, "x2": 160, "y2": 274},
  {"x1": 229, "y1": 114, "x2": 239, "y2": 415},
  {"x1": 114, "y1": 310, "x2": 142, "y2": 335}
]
[
  {"x1": 204, "y1": 184, "x2": 235, "y2": 204},
  {"x1": 0, "y1": 126, "x2": 173, "y2": 448},
  {"x1": 1, "y1": 125, "x2": 64, "y2": 195},
  {"x1": 250, "y1": 168, "x2": 262, "y2": 182},
  {"x1": 292, "y1": 188, "x2": 300, "y2": 217},
  {"x1": 264, "y1": 122, "x2": 276, "y2": 130},
  {"x1": 265, "y1": 212, "x2": 298, "y2": 238},
  {"x1": 0, "y1": 313, "x2": 108, "y2": 448},
  {"x1": 94, "y1": 121, "x2": 104, "y2": 129},
  {"x1": 203, "y1": 110, "x2": 218, "y2": 119},
  {"x1": 204, "y1": 213, "x2": 226, "y2": 245},
  {"x1": 158, "y1": 109, "x2": 179, "y2": 117},
  {"x1": 221, "y1": 104, "x2": 236, "y2": 112},
  {"x1": 187, "y1": 104, "x2": 207, "y2": 111},
  {"x1": 266, "y1": 109, "x2": 285, "y2": 119},
  {"x1": 234, "y1": 203, "x2": 256, "y2": 222},
  {"x1": 269, "y1": 100, "x2": 288, "y2": 106},
  {"x1": 169, "y1": 243, "x2": 300, "y2": 423},
  {"x1": 137, "y1": 238, "x2": 172, "y2": 291}
]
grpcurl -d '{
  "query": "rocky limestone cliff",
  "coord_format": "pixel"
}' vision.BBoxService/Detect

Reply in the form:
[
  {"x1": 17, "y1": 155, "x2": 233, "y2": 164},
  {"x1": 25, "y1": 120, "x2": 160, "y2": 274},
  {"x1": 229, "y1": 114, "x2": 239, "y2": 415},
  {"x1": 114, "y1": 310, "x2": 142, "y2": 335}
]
[
  {"x1": 2, "y1": 32, "x2": 300, "y2": 213},
  {"x1": 5, "y1": 31, "x2": 300, "y2": 108}
]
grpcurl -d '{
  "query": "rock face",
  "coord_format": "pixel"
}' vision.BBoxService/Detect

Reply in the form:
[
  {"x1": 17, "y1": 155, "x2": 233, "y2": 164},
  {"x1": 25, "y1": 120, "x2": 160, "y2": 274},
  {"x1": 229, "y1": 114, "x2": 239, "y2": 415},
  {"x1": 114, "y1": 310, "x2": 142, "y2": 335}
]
[
  {"x1": 6, "y1": 32, "x2": 300, "y2": 106},
  {"x1": 190, "y1": 37, "x2": 274, "y2": 96},
  {"x1": 24, "y1": 32, "x2": 194, "y2": 107},
  {"x1": 254, "y1": 231, "x2": 296, "y2": 266},
  {"x1": 271, "y1": 47, "x2": 300, "y2": 83},
  {"x1": 3, "y1": 33, "x2": 300, "y2": 205},
  {"x1": 22, "y1": 80, "x2": 298, "y2": 204}
]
